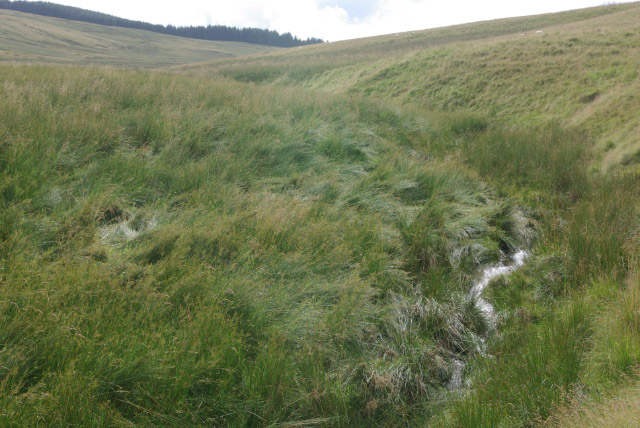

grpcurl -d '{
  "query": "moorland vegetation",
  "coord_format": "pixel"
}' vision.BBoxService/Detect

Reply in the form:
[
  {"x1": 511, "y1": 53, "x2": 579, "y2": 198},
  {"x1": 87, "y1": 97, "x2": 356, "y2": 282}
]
[{"x1": 1, "y1": 3, "x2": 640, "y2": 427}]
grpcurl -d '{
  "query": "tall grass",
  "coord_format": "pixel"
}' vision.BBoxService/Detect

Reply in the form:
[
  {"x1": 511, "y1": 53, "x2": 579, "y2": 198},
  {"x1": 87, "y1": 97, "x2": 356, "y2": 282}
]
[
  {"x1": 170, "y1": 5, "x2": 640, "y2": 425},
  {"x1": 460, "y1": 124, "x2": 588, "y2": 197},
  {"x1": 2, "y1": 24, "x2": 640, "y2": 424},
  {"x1": 0, "y1": 65, "x2": 532, "y2": 426},
  {"x1": 429, "y1": 120, "x2": 640, "y2": 428},
  {"x1": 564, "y1": 174, "x2": 640, "y2": 284},
  {"x1": 444, "y1": 302, "x2": 592, "y2": 427}
]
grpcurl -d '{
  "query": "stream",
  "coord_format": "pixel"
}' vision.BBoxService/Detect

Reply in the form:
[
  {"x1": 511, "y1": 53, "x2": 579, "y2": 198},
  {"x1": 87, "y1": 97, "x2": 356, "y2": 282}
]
[
  {"x1": 448, "y1": 249, "x2": 530, "y2": 389},
  {"x1": 470, "y1": 249, "x2": 529, "y2": 324}
]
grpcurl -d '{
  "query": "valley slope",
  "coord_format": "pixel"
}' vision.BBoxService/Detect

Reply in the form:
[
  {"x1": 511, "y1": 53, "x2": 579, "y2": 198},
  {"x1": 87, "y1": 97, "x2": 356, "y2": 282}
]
[{"x1": 177, "y1": 1, "x2": 640, "y2": 169}]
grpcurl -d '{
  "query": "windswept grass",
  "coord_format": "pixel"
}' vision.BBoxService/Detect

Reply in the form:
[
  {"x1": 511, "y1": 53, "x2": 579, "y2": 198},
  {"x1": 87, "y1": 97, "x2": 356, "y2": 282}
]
[
  {"x1": 3, "y1": 62, "x2": 638, "y2": 426},
  {"x1": 0, "y1": 65, "x2": 532, "y2": 426}
]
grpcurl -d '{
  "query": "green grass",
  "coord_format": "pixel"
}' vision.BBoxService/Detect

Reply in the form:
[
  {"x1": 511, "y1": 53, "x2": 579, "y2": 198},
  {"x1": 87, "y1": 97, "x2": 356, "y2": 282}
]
[
  {"x1": 2, "y1": 62, "x2": 637, "y2": 427},
  {"x1": 176, "y1": 2, "x2": 640, "y2": 170},
  {"x1": 0, "y1": 9, "x2": 276, "y2": 68},
  {"x1": 2, "y1": 2, "x2": 640, "y2": 427},
  {"x1": 0, "y1": 65, "x2": 534, "y2": 426}
]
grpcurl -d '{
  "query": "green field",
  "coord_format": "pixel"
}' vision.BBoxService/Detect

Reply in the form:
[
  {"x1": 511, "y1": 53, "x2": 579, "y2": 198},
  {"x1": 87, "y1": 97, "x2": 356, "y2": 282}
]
[
  {"x1": 1, "y1": 4, "x2": 640, "y2": 427},
  {"x1": 0, "y1": 10, "x2": 276, "y2": 68}
]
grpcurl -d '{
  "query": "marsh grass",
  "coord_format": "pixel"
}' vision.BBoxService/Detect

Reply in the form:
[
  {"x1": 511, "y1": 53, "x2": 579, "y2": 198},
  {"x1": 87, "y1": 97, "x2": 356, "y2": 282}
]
[
  {"x1": 3, "y1": 4, "x2": 640, "y2": 424},
  {"x1": 2, "y1": 64, "x2": 638, "y2": 426},
  {"x1": 460, "y1": 124, "x2": 588, "y2": 197},
  {"x1": 176, "y1": 2, "x2": 640, "y2": 170},
  {"x1": 0, "y1": 65, "x2": 531, "y2": 426},
  {"x1": 435, "y1": 155, "x2": 640, "y2": 427}
]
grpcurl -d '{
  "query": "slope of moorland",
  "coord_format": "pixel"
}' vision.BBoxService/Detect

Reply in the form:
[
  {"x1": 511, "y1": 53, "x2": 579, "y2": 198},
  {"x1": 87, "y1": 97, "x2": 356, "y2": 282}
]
[
  {"x1": 1, "y1": 3, "x2": 640, "y2": 428},
  {"x1": 177, "y1": 2, "x2": 640, "y2": 170},
  {"x1": 0, "y1": 9, "x2": 276, "y2": 68},
  {"x1": 0, "y1": 0, "x2": 323, "y2": 47}
]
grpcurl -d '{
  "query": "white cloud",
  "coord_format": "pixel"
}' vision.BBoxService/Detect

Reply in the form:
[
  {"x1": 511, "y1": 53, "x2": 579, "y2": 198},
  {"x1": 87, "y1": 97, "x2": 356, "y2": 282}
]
[{"x1": 24, "y1": 0, "x2": 635, "y2": 41}]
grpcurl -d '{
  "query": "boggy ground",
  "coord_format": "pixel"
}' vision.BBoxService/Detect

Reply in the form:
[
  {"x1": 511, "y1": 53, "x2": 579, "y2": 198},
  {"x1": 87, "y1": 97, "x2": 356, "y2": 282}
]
[{"x1": 2, "y1": 3, "x2": 640, "y2": 427}]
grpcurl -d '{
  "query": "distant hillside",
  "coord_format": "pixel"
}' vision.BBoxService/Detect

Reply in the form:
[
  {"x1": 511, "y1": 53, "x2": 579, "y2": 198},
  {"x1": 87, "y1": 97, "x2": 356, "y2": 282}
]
[
  {"x1": 0, "y1": 9, "x2": 277, "y2": 68},
  {"x1": 177, "y1": 1, "x2": 640, "y2": 169},
  {"x1": 0, "y1": 0, "x2": 323, "y2": 47}
]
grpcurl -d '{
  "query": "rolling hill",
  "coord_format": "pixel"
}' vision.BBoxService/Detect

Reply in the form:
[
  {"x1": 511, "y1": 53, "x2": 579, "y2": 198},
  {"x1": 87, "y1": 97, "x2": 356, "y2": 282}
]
[
  {"x1": 176, "y1": 1, "x2": 640, "y2": 169},
  {"x1": 1, "y1": 3, "x2": 640, "y2": 428},
  {"x1": 0, "y1": 9, "x2": 277, "y2": 68}
]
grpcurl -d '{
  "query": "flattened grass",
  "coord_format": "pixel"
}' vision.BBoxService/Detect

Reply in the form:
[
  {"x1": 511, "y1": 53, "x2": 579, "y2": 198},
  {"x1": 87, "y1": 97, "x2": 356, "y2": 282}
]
[{"x1": 0, "y1": 65, "x2": 525, "y2": 426}]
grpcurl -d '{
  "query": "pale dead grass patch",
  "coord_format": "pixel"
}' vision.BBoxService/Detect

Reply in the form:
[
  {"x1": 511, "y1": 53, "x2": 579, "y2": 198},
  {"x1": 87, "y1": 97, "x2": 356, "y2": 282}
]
[{"x1": 546, "y1": 381, "x2": 640, "y2": 428}]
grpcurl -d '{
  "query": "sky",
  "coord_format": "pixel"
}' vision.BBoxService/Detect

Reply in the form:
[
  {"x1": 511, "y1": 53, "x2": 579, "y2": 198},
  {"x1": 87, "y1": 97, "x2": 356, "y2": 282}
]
[{"x1": 28, "y1": 0, "x2": 633, "y2": 41}]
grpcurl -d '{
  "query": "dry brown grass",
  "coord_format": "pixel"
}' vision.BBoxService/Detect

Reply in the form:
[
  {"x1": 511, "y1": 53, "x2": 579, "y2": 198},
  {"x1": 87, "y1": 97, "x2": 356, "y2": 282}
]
[{"x1": 546, "y1": 382, "x2": 640, "y2": 428}]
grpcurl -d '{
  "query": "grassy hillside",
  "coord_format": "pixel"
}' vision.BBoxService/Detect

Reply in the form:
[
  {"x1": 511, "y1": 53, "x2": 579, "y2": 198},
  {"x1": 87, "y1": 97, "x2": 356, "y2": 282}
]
[
  {"x1": 0, "y1": 10, "x2": 276, "y2": 68},
  {"x1": 1, "y1": 3, "x2": 640, "y2": 428},
  {"x1": 177, "y1": 2, "x2": 640, "y2": 170}
]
